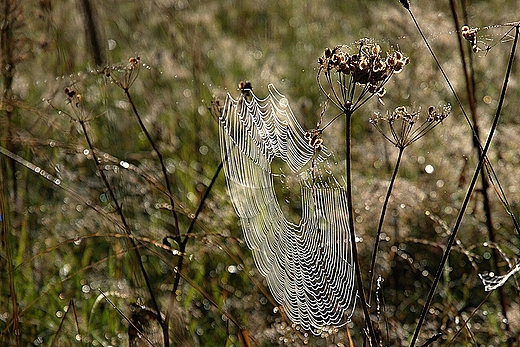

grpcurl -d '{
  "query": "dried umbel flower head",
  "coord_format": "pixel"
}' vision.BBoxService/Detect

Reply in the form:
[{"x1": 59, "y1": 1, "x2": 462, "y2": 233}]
[
  {"x1": 60, "y1": 86, "x2": 93, "y2": 121},
  {"x1": 427, "y1": 104, "x2": 451, "y2": 122},
  {"x1": 64, "y1": 87, "x2": 83, "y2": 108},
  {"x1": 104, "y1": 56, "x2": 141, "y2": 90},
  {"x1": 318, "y1": 39, "x2": 409, "y2": 114},
  {"x1": 369, "y1": 104, "x2": 450, "y2": 149}
]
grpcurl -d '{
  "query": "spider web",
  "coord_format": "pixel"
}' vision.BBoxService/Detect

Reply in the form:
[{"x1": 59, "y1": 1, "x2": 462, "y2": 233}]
[
  {"x1": 218, "y1": 84, "x2": 356, "y2": 334},
  {"x1": 479, "y1": 262, "x2": 520, "y2": 292}
]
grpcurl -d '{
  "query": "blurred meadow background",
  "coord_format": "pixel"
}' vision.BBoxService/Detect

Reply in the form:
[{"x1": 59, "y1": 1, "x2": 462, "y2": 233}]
[{"x1": 1, "y1": 0, "x2": 519, "y2": 346}]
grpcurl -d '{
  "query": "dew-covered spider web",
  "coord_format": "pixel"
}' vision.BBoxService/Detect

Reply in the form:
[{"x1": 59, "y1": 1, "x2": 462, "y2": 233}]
[{"x1": 218, "y1": 84, "x2": 356, "y2": 334}]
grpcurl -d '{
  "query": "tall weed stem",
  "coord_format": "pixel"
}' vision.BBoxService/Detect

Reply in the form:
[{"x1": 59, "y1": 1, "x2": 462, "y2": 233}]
[
  {"x1": 409, "y1": 24, "x2": 519, "y2": 347},
  {"x1": 170, "y1": 162, "x2": 223, "y2": 305},
  {"x1": 368, "y1": 147, "x2": 404, "y2": 301},
  {"x1": 123, "y1": 88, "x2": 180, "y2": 237},
  {"x1": 78, "y1": 119, "x2": 169, "y2": 347},
  {"x1": 449, "y1": 0, "x2": 511, "y2": 335}
]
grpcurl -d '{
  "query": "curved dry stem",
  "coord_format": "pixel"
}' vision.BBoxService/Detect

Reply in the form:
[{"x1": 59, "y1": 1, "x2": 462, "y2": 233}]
[{"x1": 368, "y1": 146, "x2": 404, "y2": 303}]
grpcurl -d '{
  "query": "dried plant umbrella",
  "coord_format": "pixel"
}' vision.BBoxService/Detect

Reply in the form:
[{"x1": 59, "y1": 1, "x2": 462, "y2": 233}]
[{"x1": 218, "y1": 83, "x2": 356, "y2": 335}]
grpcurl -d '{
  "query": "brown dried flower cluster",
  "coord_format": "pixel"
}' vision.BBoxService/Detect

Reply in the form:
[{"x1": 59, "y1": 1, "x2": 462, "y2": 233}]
[
  {"x1": 369, "y1": 104, "x2": 450, "y2": 149},
  {"x1": 317, "y1": 39, "x2": 409, "y2": 113},
  {"x1": 319, "y1": 42, "x2": 408, "y2": 81}
]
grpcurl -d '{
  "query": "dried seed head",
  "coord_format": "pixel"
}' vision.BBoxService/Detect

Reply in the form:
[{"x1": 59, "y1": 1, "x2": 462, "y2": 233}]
[
  {"x1": 239, "y1": 80, "x2": 253, "y2": 92},
  {"x1": 104, "y1": 56, "x2": 142, "y2": 90},
  {"x1": 427, "y1": 104, "x2": 451, "y2": 122},
  {"x1": 371, "y1": 104, "x2": 446, "y2": 148},
  {"x1": 64, "y1": 87, "x2": 76, "y2": 98},
  {"x1": 239, "y1": 80, "x2": 253, "y2": 100},
  {"x1": 317, "y1": 40, "x2": 409, "y2": 112},
  {"x1": 399, "y1": 0, "x2": 410, "y2": 10},
  {"x1": 324, "y1": 47, "x2": 332, "y2": 58},
  {"x1": 359, "y1": 58, "x2": 369, "y2": 70}
]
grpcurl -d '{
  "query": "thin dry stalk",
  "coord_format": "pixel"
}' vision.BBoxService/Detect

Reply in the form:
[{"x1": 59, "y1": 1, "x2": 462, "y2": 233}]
[
  {"x1": 408, "y1": 22, "x2": 519, "y2": 347},
  {"x1": 1, "y1": 160, "x2": 21, "y2": 347},
  {"x1": 449, "y1": 0, "x2": 511, "y2": 335},
  {"x1": 77, "y1": 119, "x2": 169, "y2": 347}
]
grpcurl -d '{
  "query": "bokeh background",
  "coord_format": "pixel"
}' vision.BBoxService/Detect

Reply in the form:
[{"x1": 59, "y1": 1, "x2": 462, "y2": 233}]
[{"x1": 1, "y1": 0, "x2": 519, "y2": 346}]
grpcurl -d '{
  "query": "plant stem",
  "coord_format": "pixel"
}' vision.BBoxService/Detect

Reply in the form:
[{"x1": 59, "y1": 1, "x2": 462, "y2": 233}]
[
  {"x1": 78, "y1": 120, "x2": 169, "y2": 347},
  {"x1": 124, "y1": 88, "x2": 180, "y2": 237},
  {"x1": 345, "y1": 111, "x2": 378, "y2": 345},
  {"x1": 1, "y1": 160, "x2": 21, "y2": 347},
  {"x1": 448, "y1": 0, "x2": 511, "y2": 337},
  {"x1": 409, "y1": 25, "x2": 519, "y2": 347},
  {"x1": 368, "y1": 146, "x2": 404, "y2": 303},
  {"x1": 171, "y1": 161, "x2": 223, "y2": 301}
]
